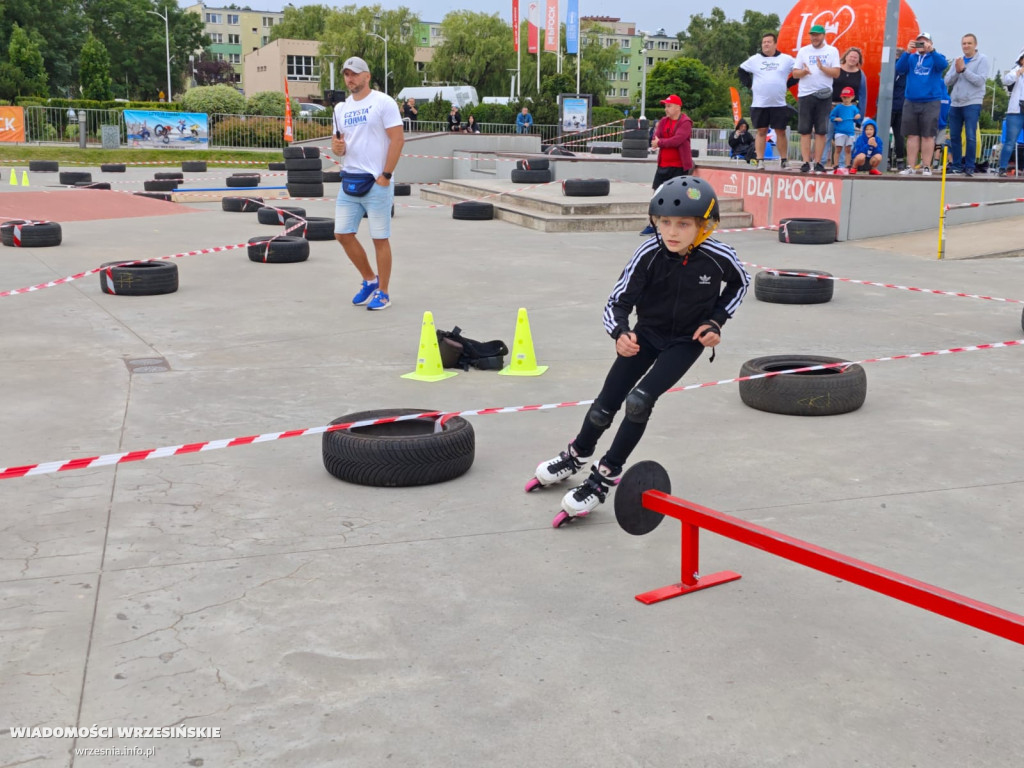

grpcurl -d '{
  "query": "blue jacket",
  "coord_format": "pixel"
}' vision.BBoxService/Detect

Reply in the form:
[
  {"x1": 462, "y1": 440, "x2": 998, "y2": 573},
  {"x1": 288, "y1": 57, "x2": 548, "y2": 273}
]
[
  {"x1": 516, "y1": 112, "x2": 533, "y2": 129},
  {"x1": 829, "y1": 103, "x2": 860, "y2": 135},
  {"x1": 895, "y1": 50, "x2": 949, "y2": 102},
  {"x1": 853, "y1": 118, "x2": 883, "y2": 158}
]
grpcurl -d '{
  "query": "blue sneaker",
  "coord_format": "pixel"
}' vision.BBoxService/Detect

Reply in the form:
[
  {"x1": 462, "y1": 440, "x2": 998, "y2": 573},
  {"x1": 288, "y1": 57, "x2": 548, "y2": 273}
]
[
  {"x1": 366, "y1": 289, "x2": 390, "y2": 311},
  {"x1": 639, "y1": 224, "x2": 656, "y2": 236},
  {"x1": 352, "y1": 277, "x2": 378, "y2": 305}
]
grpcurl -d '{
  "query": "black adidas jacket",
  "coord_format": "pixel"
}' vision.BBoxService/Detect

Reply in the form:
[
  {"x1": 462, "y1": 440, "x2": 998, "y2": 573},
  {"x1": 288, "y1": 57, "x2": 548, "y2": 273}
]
[{"x1": 602, "y1": 237, "x2": 750, "y2": 348}]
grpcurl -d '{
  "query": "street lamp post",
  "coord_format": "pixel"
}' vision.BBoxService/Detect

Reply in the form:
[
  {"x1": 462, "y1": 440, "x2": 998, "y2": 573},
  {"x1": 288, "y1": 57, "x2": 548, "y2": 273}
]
[
  {"x1": 148, "y1": 8, "x2": 172, "y2": 102},
  {"x1": 367, "y1": 31, "x2": 389, "y2": 97},
  {"x1": 639, "y1": 37, "x2": 651, "y2": 120}
]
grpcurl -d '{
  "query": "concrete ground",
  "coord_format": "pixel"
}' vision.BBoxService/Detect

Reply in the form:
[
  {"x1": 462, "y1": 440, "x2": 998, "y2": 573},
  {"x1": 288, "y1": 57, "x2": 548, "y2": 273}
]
[{"x1": 2, "y1": 165, "x2": 1024, "y2": 767}]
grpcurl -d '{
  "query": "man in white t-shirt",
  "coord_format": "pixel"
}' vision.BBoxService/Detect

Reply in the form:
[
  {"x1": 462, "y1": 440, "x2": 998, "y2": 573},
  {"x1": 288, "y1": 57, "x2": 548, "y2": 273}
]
[
  {"x1": 791, "y1": 24, "x2": 840, "y2": 173},
  {"x1": 738, "y1": 31, "x2": 796, "y2": 169},
  {"x1": 331, "y1": 56, "x2": 404, "y2": 311}
]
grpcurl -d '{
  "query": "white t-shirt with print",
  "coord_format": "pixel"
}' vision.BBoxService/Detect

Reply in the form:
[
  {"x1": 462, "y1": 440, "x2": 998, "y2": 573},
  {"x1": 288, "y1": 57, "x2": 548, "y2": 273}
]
[
  {"x1": 794, "y1": 43, "x2": 840, "y2": 98},
  {"x1": 740, "y1": 52, "x2": 796, "y2": 108},
  {"x1": 333, "y1": 89, "x2": 403, "y2": 176}
]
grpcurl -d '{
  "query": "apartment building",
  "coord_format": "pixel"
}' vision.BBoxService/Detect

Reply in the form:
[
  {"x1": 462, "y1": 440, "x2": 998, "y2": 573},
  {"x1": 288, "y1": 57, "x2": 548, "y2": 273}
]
[
  {"x1": 580, "y1": 17, "x2": 681, "y2": 106},
  {"x1": 412, "y1": 21, "x2": 444, "y2": 82},
  {"x1": 243, "y1": 38, "x2": 322, "y2": 101},
  {"x1": 185, "y1": 3, "x2": 284, "y2": 91}
]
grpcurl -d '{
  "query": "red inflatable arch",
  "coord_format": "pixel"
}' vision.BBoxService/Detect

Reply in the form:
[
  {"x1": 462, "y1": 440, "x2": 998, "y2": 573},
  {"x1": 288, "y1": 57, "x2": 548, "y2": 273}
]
[{"x1": 778, "y1": 0, "x2": 921, "y2": 118}]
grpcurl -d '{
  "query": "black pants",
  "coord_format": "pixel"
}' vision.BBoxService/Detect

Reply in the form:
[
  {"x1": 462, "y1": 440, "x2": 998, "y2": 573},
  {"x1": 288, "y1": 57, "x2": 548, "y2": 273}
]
[
  {"x1": 891, "y1": 110, "x2": 906, "y2": 162},
  {"x1": 573, "y1": 333, "x2": 705, "y2": 474},
  {"x1": 652, "y1": 165, "x2": 690, "y2": 190}
]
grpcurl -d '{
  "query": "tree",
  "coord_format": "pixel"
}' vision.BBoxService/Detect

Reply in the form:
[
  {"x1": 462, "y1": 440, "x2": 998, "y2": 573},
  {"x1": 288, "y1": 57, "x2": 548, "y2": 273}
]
[
  {"x1": 246, "y1": 90, "x2": 300, "y2": 116},
  {"x1": 678, "y1": 7, "x2": 781, "y2": 75},
  {"x1": 181, "y1": 83, "x2": 245, "y2": 115},
  {"x1": 1, "y1": 0, "x2": 86, "y2": 95},
  {"x1": 0, "y1": 23, "x2": 48, "y2": 100},
  {"x1": 194, "y1": 53, "x2": 235, "y2": 87},
  {"x1": 80, "y1": 33, "x2": 114, "y2": 100},
  {"x1": 644, "y1": 57, "x2": 727, "y2": 124},
  {"x1": 428, "y1": 12, "x2": 516, "y2": 97},
  {"x1": 319, "y1": 5, "x2": 419, "y2": 95},
  {"x1": 269, "y1": 4, "x2": 332, "y2": 42}
]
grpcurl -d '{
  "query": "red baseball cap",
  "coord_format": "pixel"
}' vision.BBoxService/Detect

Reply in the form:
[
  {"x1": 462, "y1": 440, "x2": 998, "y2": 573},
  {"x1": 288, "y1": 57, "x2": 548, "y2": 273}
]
[
  {"x1": 841, "y1": 87, "x2": 855, "y2": 97},
  {"x1": 659, "y1": 94, "x2": 682, "y2": 106}
]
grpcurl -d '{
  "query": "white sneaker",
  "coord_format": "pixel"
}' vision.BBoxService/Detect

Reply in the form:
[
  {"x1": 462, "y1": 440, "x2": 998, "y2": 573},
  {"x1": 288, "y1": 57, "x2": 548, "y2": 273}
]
[
  {"x1": 899, "y1": 167, "x2": 916, "y2": 176},
  {"x1": 922, "y1": 167, "x2": 932, "y2": 176}
]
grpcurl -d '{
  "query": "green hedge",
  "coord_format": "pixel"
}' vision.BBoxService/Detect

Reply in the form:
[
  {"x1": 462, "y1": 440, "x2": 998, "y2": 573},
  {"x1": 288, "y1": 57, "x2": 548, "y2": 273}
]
[{"x1": 210, "y1": 116, "x2": 331, "y2": 148}]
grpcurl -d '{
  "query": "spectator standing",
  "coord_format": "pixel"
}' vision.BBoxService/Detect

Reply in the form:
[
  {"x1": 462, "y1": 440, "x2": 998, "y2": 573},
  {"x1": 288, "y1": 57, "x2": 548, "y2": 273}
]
[
  {"x1": 447, "y1": 106, "x2": 462, "y2": 132},
  {"x1": 331, "y1": 56, "x2": 404, "y2": 312},
  {"x1": 516, "y1": 106, "x2": 534, "y2": 134},
  {"x1": 402, "y1": 98, "x2": 418, "y2": 130},
  {"x1": 737, "y1": 31, "x2": 796, "y2": 169},
  {"x1": 638, "y1": 94, "x2": 693, "y2": 236},
  {"x1": 944, "y1": 34, "x2": 990, "y2": 176},
  {"x1": 792, "y1": 24, "x2": 841, "y2": 173},
  {"x1": 997, "y1": 48, "x2": 1024, "y2": 177},
  {"x1": 891, "y1": 47, "x2": 908, "y2": 170},
  {"x1": 728, "y1": 119, "x2": 756, "y2": 161},
  {"x1": 821, "y1": 47, "x2": 867, "y2": 168},
  {"x1": 932, "y1": 89, "x2": 951, "y2": 170},
  {"x1": 896, "y1": 32, "x2": 948, "y2": 176}
]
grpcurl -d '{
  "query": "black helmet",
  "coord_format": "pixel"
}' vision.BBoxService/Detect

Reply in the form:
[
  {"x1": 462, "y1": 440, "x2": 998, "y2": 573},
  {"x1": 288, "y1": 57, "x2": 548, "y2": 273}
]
[{"x1": 648, "y1": 176, "x2": 720, "y2": 222}]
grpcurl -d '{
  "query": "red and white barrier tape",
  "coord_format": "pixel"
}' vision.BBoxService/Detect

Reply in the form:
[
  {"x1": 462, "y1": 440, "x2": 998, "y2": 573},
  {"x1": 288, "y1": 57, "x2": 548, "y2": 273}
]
[
  {"x1": 743, "y1": 261, "x2": 1024, "y2": 305},
  {"x1": 76, "y1": 172, "x2": 287, "y2": 186},
  {"x1": 4, "y1": 158, "x2": 278, "y2": 168},
  {"x1": 946, "y1": 196, "x2": 1024, "y2": 212},
  {"x1": 3, "y1": 336, "x2": 1021, "y2": 480},
  {"x1": 717, "y1": 225, "x2": 779, "y2": 234},
  {"x1": 0, "y1": 219, "x2": 53, "y2": 247}
]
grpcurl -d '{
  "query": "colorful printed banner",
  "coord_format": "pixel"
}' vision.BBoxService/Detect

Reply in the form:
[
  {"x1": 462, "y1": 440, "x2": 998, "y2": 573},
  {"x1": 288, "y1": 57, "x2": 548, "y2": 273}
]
[
  {"x1": 284, "y1": 77, "x2": 294, "y2": 143},
  {"x1": 544, "y1": 0, "x2": 559, "y2": 52},
  {"x1": 528, "y1": 3, "x2": 539, "y2": 53},
  {"x1": 513, "y1": 0, "x2": 520, "y2": 52},
  {"x1": 565, "y1": 0, "x2": 579, "y2": 54},
  {"x1": 123, "y1": 110, "x2": 209, "y2": 149},
  {"x1": 0, "y1": 106, "x2": 26, "y2": 143}
]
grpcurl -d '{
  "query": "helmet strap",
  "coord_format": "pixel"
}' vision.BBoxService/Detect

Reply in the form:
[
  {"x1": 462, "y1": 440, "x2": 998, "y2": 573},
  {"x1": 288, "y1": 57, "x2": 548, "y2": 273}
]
[{"x1": 687, "y1": 219, "x2": 718, "y2": 254}]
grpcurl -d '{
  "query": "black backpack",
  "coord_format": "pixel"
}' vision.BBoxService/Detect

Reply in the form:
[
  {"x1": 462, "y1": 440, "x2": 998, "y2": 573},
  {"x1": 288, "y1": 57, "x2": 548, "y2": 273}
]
[{"x1": 436, "y1": 326, "x2": 509, "y2": 371}]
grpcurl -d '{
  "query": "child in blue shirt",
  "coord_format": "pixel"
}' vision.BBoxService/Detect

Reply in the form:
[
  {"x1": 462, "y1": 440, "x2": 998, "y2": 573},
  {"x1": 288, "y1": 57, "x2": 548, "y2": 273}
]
[
  {"x1": 851, "y1": 118, "x2": 884, "y2": 174},
  {"x1": 829, "y1": 86, "x2": 861, "y2": 170}
]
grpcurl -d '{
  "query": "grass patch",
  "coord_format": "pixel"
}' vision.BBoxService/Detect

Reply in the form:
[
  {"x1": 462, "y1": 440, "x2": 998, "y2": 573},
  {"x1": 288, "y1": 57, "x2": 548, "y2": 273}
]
[{"x1": 0, "y1": 146, "x2": 285, "y2": 166}]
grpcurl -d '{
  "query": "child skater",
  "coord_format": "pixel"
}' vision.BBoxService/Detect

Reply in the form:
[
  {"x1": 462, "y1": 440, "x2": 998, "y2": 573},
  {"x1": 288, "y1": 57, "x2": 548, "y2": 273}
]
[
  {"x1": 527, "y1": 176, "x2": 750, "y2": 527},
  {"x1": 851, "y1": 118, "x2": 884, "y2": 174}
]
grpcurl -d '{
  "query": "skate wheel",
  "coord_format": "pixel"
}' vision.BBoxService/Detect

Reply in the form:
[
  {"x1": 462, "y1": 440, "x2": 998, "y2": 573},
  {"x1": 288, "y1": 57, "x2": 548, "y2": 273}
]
[
  {"x1": 525, "y1": 477, "x2": 542, "y2": 493},
  {"x1": 552, "y1": 511, "x2": 571, "y2": 528}
]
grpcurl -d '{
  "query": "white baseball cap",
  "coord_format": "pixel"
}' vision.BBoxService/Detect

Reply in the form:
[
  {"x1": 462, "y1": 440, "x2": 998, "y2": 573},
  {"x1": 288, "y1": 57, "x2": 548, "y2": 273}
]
[{"x1": 342, "y1": 56, "x2": 369, "y2": 74}]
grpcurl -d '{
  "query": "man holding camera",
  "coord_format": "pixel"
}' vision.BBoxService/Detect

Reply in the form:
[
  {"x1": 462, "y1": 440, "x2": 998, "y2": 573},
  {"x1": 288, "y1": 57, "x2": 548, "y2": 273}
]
[{"x1": 895, "y1": 32, "x2": 948, "y2": 176}]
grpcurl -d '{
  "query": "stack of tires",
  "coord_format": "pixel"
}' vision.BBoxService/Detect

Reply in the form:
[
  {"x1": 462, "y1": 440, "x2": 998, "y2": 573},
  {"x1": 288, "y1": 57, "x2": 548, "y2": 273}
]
[
  {"x1": 284, "y1": 146, "x2": 324, "y2": 198},
  {"x1": 621, "y1": 117, "x2": 651, "y2": 159},
  {"x1": 510, "y1": 158, "x2": 553, "y2": 183}
]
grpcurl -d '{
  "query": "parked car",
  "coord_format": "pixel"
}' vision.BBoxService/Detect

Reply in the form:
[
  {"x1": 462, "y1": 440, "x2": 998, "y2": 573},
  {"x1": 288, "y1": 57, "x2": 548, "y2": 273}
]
[{"x1": 298, "y1": 102, "x2": 327, "y2": 117}]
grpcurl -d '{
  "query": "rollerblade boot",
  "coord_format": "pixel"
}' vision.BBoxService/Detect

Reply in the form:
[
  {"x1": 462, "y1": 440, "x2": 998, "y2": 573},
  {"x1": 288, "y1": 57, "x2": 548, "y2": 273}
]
[
  {"x1": 525, "y1": 442, "x2": 591, "y2": 492},
  {"x1": 552, "y1": 462, "x2": 621, "y2": 528}
]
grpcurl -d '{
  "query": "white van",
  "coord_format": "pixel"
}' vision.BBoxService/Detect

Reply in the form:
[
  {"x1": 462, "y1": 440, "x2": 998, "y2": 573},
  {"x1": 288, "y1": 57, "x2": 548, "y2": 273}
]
[{"x1": 396, "y1": 85, "x2": 479, "y2": 109}]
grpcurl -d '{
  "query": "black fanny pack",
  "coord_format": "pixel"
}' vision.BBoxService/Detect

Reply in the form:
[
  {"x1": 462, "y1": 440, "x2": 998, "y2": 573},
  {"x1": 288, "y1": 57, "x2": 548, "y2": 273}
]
[
  {"x1": 436, "y1": 326, "x2": 509, "y2": 371},
  {"x1": 341, "y1": 172, "x2": 377, "y2": 197},
  {"x1": 812, "y1": 88, "x2": 833, "y2": 101}
]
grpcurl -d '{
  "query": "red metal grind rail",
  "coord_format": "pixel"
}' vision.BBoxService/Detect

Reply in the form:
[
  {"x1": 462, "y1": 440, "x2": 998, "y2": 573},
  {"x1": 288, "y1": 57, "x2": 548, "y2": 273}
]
[{"x1": 635, "y1": 492, "x2": 1024, "y2": 646}]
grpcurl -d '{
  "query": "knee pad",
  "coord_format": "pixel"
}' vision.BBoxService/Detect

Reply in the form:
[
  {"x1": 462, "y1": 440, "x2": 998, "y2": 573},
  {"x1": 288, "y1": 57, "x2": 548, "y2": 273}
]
[
  {"x1": 624, "y1": 388, "x2": 654, "y2": 423},
  {"x1": 587, "y1": 404, "x2": 614, "y2": 429}
]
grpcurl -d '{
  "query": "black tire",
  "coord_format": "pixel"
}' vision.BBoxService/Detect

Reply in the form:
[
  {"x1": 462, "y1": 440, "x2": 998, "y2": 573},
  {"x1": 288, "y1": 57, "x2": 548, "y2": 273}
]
[
  {"x1": 453, "y1": 201, "x2": 494, "y2": 220},
  {"x1": 322, "y1": 408, "x2": 475, "y2": 487},
  {"x1": 100, "y1": 163, "x2": 126, "y2": 173},
  {"x1": 246, "y1": 235, "x2": 310, "y2": 263},
  {"x1": 562, "y1": 178, "x2": 610, "y2": 197},
  {"x1": 182, "y1": 161, "x2": 207, "y2": 172},
  {"x1": 222, "y1": 196, "x2": 264, "y2": 212},
  {"x1": 133, "y1": 191, "x2": 172, "y2": 202},
  {"x1": 622, "y1": 138, "x2": 649, "y2": 150},
  {"x1": 144, "y1": 179, "x2": 178, "y2": 191},
  {"x1": 286, "y1": 182, "x2": 324, "y2": 198},
  {"x1": 544, "y1": 146, "x2": 575, "y2": 156},
  {"x1": 226, "y1": 176, "x2": 259, "y2": 187},
  {"x1": 621, "y1": 148, "x2": 650, "y2": 158},
  {"x1": 286, "y1": 169, "x2": 324, "y2": 183},
  {"x1": 1, "y1": 220, "x2": 63, "y2": 247},
  {"x1": 322, "y1": 170, "x2": 341, "y2": 183},
  {"x1": 738, "y1": 355, "x2": 867, "y2": 417},
  {"x1": 510, "y1": 168, "x2": 552, "y2": 183},
  {"x1": 283, "y1": 146, "x2": 320, "y2": 159},
  {"x1": 285, "y1": 216, "x2": 335, "y2": 240},
  {"x1": 590, "y1": 146, "x2": 615, "y2": 155},
  {"x1": 98, "y1": 260, "x2": 178, "y2": 295},
  {"x1": 231, "y1": 171, "x2": 262, "y2": 177},
  {"x1": 154, "y1": 171, "x2": 184, "y2": 180},
  {"x1": 257, "y1": 205, "x2": 306, "y2": 225},
  {"x1": 75, "y1": 181, "x2": 111, "y2": 190},
  {"x1": 59, "y1": 171, "x2": 91, "y2": 185},
  {"x1": 623, "y1": 129, "x2": 649, "y2": 141},
  {"x1": 29, "y1": 160, "x2": 58, "y2": 172},
  {"x1": 284, "y1": 158, "x2": 322, "y2": 171},
  {"x1": 754, "y1": 269, "x2": 835, "y2": 304},
  {"x1": 638, "y1": 118, "x2": 650, "y2": 131},
  {"x1": 393, "y1": 182, "x2": 411, "y2": 196},
  {"x1": 516, "y1": 158, "x2": 549, "y2": 171},
  {"x1": 624, "y1": 118, "x2": 639, "y2": 130},
  {"x1": 268, "y1": 161, "x2": 287, "y2": 171},
  {"x1": 778, "y1": 218, "x2": 837, "y2": 244}
]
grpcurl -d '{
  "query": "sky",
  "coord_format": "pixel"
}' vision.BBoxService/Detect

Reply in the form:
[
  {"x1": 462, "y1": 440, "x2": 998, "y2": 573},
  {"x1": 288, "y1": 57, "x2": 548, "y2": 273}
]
[{"x1": 186, "y1": 0, "x2": 1023, "y2": 76}]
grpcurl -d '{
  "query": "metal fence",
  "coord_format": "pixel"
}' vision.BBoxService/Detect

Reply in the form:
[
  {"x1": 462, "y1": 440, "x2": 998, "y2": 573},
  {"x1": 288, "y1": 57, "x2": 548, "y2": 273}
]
[{"x1": 21, "y1": 106, "x2": 126, "y2": 145}]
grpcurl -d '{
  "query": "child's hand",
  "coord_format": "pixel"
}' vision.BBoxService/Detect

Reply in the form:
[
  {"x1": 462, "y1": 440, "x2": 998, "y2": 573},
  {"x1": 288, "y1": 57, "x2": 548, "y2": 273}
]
[
  {"x1": 833, "y1": 116, "x2": 841, "y2": 122},
  {"x1": 615, "y1": 331, "x2": 640, "y2": 357},
  {"x1": 868, "y1": 137, "x2": 877, "y2": 147},
  {"x1": 855, "y1": 113, "x2": 861, "y2": 121},
  {"x1": 693, "y1": 324, "x2": 720, "y2": 348}
]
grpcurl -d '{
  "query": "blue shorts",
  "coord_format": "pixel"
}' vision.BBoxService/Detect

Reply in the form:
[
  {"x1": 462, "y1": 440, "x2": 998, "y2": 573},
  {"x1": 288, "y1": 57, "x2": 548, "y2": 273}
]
[{"x1": 335, "y1": 181, "x2": 393, "y2": 239}]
